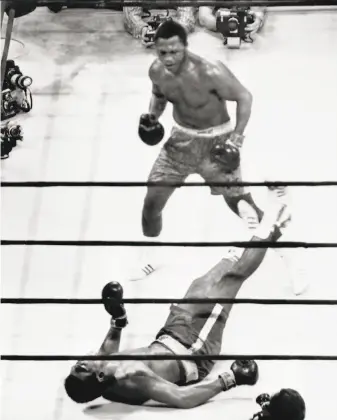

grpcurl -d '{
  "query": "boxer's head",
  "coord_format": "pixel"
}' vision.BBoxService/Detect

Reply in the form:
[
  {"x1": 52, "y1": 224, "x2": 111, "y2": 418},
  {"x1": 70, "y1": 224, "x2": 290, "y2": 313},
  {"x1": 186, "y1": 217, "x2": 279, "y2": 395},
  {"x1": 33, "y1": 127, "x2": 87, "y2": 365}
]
[
  {"x1": 252, "y1": 389, "x2": 306, "y2": 420},
  {"x1": 154, "y1": 20, "x2": 188, "y2": 73},
  {"x1": 64, "y1": 361, "x2": 104, "y2": 403}
]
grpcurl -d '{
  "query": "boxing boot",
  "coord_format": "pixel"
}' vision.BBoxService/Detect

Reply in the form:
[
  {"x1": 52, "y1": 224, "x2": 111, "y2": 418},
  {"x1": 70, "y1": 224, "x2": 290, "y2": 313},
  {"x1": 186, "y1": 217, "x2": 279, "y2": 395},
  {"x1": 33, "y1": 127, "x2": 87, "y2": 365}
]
[
  {"x1": 126, "y1": 244, "x2": 163, "y2": 281},
  {"x1": 101, "y1": 281, "x2": 128, "y2": 328}
]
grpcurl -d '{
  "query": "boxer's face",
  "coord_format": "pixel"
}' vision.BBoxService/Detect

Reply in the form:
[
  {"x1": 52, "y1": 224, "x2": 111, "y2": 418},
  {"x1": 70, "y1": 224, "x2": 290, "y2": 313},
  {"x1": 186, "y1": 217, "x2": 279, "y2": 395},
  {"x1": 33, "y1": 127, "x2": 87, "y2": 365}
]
[
  {"x1": 71, "y1": 360, "x2": 97, "y2": 380},
  {"x1": 155, "y1": 36, "x2": 186, "y2": 73}
]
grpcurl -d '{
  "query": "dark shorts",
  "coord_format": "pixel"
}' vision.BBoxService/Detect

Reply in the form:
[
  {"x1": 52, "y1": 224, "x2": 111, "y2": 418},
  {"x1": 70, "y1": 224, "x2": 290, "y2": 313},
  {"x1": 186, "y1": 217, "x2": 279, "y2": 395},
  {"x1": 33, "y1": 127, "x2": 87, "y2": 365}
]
[
  {"x1": 148, "y1": 124, "x2": 246, "y2": 197},
  {"x1": 156, "y1": 303, "x2": 227, "y2": 383}
]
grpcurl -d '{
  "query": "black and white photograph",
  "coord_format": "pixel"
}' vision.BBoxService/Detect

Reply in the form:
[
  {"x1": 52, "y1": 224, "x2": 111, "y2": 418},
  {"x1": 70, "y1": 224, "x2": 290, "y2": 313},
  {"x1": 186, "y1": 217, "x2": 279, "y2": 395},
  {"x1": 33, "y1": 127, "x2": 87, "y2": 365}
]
[{"x1": 1, "y1": 1, "x2": 337, "y2": 419}]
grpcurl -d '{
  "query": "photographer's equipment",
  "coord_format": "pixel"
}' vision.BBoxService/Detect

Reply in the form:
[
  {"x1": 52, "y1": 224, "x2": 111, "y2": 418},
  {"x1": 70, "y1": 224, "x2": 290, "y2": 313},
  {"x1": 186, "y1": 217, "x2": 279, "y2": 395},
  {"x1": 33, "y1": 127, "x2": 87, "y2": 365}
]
[
  {"x1": 144, "y1": 10, "x2": 171, "y2": 43},
  {"x1": 216, "y1": 7, "x2": 256, "y2": 49},
  {"x1": 47, "y1": 2, "x2": 64, "y2": 13},
  {"x1": 2, "y1": 60, "x2": 33, "y2": 121},
  {"x1": 250, "y1": 393, "x2": 271, "y2": 419},
  {"x1": 4, "y1": 1, "x2": 37, "y2": 18},
  {"x1": 1, "y1": 121, "x2": 23, "y2": 159}
]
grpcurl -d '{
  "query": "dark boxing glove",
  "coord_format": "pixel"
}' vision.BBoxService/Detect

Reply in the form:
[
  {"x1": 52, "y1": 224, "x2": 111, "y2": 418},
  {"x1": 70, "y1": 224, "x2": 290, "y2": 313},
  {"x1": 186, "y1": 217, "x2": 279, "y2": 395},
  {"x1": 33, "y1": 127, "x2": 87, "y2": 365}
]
[
  {"x1": 230, "y1": 360, "x2": 259, "y2": 386},
  {"x1": 138, "y1": 113, "x2": 165, "y2": 146},
  {"x1": 101, "y1": 281, "x2": 128, "y2": 329},
  {"x1": 210, "y1": 133, "x2": 242, "y2": 173}
]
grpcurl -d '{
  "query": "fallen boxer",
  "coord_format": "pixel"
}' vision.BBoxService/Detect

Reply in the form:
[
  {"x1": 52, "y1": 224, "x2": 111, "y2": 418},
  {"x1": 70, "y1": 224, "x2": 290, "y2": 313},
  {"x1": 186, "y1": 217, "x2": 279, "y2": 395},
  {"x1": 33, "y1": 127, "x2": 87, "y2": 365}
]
[{"x1": 64, "y1": 202, "x2": 305, "y2": 418}]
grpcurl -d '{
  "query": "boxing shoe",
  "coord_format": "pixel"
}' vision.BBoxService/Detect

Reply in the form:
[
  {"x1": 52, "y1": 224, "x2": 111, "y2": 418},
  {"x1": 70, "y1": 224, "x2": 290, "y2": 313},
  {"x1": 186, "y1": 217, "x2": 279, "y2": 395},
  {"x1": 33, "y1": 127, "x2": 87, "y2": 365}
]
[
  {"x1": 127, "y1": 263, "x2": 157, "y2": 281},
  {"x1": 101, "y1": 282, "x2": 128, "y2": 328},
  {"x1": 126, "y1": 246, "x2": 162, "y2": 281}
]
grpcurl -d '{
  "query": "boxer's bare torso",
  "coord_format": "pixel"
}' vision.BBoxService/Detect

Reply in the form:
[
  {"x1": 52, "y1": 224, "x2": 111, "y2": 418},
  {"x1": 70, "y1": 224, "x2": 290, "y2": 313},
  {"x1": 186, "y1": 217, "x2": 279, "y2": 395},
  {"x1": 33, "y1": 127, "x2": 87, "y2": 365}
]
[
  {"x1": 101, "y1": 343, "x2": 180, "y2": 405},
  {"x1": 150, "y1": 52, "x2": 231, "y2": 129}
]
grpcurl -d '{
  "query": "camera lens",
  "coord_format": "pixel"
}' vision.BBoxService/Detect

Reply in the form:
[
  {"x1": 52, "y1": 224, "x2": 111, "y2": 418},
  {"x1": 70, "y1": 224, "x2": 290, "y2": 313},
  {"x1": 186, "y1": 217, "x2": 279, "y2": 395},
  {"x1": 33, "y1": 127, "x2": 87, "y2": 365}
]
[{"x1": 9, "y1": 74, "x2": 32, "y2": 89}]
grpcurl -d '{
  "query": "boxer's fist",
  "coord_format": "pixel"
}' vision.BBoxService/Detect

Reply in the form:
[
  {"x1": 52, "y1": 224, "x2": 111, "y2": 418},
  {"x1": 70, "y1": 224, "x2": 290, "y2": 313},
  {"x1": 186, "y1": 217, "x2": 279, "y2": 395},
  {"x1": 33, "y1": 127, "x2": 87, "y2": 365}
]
[
  {"x1": 230, "y1": 360, "x2": 259, "y2": 386},
  {"x1": 138, "y1": 114, "x2": 165, "y2": 146},
  {"x1": 210, "y1": 138, "x2": 240, "y2": 173},
  {"x1": 101, "y1": 282, "x2": 128, "y2": 328}
]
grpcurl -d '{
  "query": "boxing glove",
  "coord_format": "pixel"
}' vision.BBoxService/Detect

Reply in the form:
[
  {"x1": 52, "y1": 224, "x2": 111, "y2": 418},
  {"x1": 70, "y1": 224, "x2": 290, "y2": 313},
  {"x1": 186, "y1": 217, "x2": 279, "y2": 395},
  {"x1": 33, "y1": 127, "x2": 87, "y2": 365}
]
[
  {"x1": 230, "y1": 360, "x2": 259, "y2": 386},
  {"x1": 101, "y1": 282, "x2": 128, "y2": 328},
  {"x1": 138, "y1": 114, "x2": 165, "y2": 146},
  {"x1": 210, "y1": 134, "x2": 241, "y2": 173}
]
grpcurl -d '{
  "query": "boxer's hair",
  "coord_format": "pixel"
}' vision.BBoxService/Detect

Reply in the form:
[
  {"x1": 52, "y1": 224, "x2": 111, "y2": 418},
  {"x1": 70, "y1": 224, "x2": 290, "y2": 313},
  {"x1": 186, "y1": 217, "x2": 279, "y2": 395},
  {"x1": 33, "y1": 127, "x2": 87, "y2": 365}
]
[
  {"x1": 154, "y1": 19, "x2": 188, "y2": 46},
  {"x1": 64, "y1": 373, "x2": 103, "y2": 403},
  {"x1": 269, "y1": 389, "x2": 306, "y2": 420}
]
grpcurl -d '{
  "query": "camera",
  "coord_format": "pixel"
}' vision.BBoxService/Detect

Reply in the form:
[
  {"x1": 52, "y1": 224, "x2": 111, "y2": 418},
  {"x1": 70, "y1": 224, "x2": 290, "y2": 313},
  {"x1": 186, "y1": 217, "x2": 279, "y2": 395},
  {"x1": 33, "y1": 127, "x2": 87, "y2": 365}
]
[
  {"x1": 216, "y1": 8, "x2": 255, "y2": 49},
  {"x1": 1, "y1": 121, "x2": 23, "y2": 159},
  {"x1": 1, "y1": 60, "x2": 33, "y2": 121},
  {"x1": 146, "y1": 14, "x2": 171, "y2": 43},
  {"x1": 250, "y1": 393, "x2": 271, "y2": 420}
]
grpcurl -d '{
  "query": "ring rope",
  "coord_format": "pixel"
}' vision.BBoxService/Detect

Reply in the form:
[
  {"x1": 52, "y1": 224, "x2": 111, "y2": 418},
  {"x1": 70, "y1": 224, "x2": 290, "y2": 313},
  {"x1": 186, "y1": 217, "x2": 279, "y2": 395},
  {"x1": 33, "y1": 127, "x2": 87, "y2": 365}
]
[
  {"x1": 2, "y1": 297, "x2": 337, "y2": 305},
  {"x1": 1, "y1": 354, "x2": 336, "y2": 361},
  {"x1": 34, "y1": 1, "x2": 337, "y2": 9},
  {"x1": 1, "y1": 240, "x2": 336, "y2": 248},
  {"x1": 1, "y1": 181, "x2": 337, "y2": 188}
]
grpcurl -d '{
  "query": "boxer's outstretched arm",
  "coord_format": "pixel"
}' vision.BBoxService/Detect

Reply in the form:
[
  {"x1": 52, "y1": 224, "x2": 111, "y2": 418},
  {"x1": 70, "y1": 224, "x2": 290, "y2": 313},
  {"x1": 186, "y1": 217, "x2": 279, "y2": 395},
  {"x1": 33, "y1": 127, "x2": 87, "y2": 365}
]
[
  {"x1": 148, "y1": 64, "x2": 168, "y2": 120},
  {"x1": 98, "y1": 324, "x2": 123, "y2": 355},
  {"x1": 131, "y1": 371, "x2": 226, "y2": 408},
  {"x1": 212, "y1": 61, "x2": 253, "y2": 135}
]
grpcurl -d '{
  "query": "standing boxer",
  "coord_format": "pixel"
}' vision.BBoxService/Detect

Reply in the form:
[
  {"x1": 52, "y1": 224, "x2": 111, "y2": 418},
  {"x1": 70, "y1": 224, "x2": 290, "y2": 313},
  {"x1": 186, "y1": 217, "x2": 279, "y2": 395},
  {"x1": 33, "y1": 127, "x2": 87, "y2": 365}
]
[{"x1": 135, "y1": 20, "x2": 307, "y2": 295}]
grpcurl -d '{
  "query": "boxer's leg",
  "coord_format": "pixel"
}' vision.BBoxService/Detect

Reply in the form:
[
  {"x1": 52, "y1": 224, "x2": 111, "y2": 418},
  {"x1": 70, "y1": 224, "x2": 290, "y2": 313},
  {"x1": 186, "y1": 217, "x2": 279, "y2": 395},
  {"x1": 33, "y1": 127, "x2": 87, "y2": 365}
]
[
  {"x1": 200, "y1": 155, "x2": 307, "y2": 294},
  {"x1": 142, "y1": 144, "x2": 191, "y2": 238},
  {"x1": 131, "y1": 131, "x2": 195, "y2": 280},
  {"x1": 162, "y1": 244, "x2": 268, "y2": 379}
]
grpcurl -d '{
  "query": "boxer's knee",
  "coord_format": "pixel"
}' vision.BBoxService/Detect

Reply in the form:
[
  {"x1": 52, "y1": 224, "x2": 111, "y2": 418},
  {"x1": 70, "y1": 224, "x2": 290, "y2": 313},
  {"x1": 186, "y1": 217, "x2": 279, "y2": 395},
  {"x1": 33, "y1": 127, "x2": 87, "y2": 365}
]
[
  {"x1": 142, "y1": 187, "x2": 174, "y2": 237},
  {"x1": 142, "y1": 210, "x2": 162, "y2": 237},
  {"x1": 143, "y1": 187, "x2": 173, "y2": 216}
]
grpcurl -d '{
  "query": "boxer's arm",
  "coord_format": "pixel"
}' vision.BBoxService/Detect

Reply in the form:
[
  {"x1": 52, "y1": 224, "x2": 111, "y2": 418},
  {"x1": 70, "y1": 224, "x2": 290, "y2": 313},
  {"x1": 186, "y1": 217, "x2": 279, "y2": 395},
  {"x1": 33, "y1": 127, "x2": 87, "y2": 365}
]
[
  {"x1": 199, "y1": 6, "x2": 217, "y2": 31},
  {"x1": 123, "y1": 7, "x2": 148, "y2": 39},
  {"x1": 98, "y1": 323, "x2": 123, "y2": 355},
  {"x1": 176, "y1": 7, "x2": 196, "y2": 33},
  {"x1": 131, "y1": 372, "x2": 228, "y2": 408},
  {"x1": 148, "y1": 65, "x2": 168, "y2": 119},
  {"x1": 212, "y1": 62, "x2": 253, "y2": 136}
]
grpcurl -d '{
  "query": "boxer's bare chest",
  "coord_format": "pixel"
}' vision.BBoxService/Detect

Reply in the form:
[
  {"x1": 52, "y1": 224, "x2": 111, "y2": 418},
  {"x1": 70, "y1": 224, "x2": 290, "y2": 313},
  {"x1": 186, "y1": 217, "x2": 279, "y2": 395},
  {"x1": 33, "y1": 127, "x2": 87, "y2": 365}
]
[
  {"x1": 102, "y1": 345, "x2": 180, "y2": 405},
  {"x1": 158, "y1": 69, "x2": 218, "y2": 108}
]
